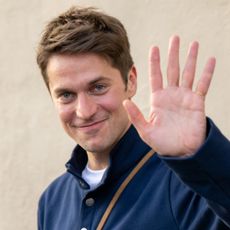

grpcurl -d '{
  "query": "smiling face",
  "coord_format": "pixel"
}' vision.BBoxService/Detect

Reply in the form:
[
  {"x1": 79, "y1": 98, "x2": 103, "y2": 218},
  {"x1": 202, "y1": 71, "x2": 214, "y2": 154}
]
[{"x1": 47, "y1": 53, "x2": 137, "y2": 161}]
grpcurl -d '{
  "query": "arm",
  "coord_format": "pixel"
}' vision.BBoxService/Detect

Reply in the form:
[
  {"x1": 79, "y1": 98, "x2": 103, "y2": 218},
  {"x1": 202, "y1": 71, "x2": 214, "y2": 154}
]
[
  {"x1": 164, "y1": 118, "x2": 230, "y2": 226},
  {"x1": 123, "y1": 35, "x2": 230, "y2": 225}
]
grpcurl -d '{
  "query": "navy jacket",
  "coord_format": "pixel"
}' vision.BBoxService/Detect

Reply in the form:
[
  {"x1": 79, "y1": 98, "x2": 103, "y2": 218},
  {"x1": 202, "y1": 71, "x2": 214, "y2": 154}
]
[{"x1": 38, "y1": 119, "x2": 230, "y2": 229}]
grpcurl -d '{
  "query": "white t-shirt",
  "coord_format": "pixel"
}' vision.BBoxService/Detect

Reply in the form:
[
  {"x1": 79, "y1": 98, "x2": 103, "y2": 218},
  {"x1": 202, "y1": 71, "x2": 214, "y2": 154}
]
[{"x1": 82, "y1": 164, "x2": 107, "y2": 190}]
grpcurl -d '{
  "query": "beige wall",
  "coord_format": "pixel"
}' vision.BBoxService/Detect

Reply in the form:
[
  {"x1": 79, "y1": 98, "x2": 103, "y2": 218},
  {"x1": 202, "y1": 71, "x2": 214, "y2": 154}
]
[{"x1": 0, "y1": 0, "x2": 230, "y2": 229}]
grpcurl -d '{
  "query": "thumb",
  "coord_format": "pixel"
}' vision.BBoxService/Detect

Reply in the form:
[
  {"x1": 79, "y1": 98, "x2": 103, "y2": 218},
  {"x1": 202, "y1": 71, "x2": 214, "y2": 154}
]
[{"x1": 123, "y1": 99, "x2": 148, "y2": 131}]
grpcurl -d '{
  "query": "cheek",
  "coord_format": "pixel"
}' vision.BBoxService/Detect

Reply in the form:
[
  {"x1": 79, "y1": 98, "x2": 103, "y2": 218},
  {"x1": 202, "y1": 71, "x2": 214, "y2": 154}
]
[
  {"x1": 98, "y1": 95, "x2": 127, "y2": 118},
  {"x1": 56, "y1": 104, "x2": 75, "y2": 124}
]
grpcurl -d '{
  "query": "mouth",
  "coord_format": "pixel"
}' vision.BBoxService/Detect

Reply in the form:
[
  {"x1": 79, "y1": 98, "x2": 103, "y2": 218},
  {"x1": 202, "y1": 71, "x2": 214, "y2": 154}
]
[{"x1": 73, "y1": 118, "x2": 108, "y2": 132}]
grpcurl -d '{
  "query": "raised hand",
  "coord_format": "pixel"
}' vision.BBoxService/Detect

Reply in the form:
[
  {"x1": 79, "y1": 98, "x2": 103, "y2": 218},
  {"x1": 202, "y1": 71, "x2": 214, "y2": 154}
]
[{"x1": 123, "y1": 35, "x2": 216, "y2": 157}]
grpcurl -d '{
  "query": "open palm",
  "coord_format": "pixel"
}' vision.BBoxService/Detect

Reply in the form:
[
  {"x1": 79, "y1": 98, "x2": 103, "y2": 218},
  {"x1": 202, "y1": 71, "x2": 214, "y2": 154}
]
[{"x1": 124, "y1": 36, "x2": 216, "y2": 157}]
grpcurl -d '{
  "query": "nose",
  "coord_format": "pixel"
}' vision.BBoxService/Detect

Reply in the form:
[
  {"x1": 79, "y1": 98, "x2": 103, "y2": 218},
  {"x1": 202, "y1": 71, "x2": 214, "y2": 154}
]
[{"x1": 75, "y1": 93, "x2": 97, "y2": 119}]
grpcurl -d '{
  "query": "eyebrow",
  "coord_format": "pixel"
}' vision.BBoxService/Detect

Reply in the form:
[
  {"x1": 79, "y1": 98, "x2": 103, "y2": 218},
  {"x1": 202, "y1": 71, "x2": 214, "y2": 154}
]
[
  {"x1": 53, "y1": 76, "x2": 112, "y2": 96},
  {"x1": 88, "y1": 76, "x2": 111, "y2": 85}
]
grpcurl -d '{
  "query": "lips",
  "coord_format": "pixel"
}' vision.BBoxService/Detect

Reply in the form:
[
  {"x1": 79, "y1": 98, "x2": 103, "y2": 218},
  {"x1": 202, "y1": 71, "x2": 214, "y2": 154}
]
[
  {"x1": 79, "y1": 120, "x2": 107, "y2": 135},
  {"x1": 71, "y1": 117, "x2": 109, "y2": 133},
  {"x1": 77, "y1": 119, "x2": 107, "y2": 128}
]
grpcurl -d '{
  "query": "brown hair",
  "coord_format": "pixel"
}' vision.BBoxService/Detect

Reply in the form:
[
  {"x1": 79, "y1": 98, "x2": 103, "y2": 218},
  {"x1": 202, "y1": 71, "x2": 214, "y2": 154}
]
[{"x1": 36, "y1": 6, "x2": 134, "y2": 89}]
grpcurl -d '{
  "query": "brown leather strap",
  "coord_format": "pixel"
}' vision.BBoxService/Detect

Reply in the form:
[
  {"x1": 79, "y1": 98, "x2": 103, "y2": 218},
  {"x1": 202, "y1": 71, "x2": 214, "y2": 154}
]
[{"x1": 96, "y1": 149, "x2": 155, "y2": 230}]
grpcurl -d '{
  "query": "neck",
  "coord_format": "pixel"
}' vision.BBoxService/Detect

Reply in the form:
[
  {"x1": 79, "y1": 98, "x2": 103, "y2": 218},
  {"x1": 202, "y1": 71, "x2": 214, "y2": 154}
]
[
  {"x1": 86, "y1": 151, "x2": 109, "y2": 170},
  {"x1": 86, "y1": 123, "x2": 132, "y2": 170}
]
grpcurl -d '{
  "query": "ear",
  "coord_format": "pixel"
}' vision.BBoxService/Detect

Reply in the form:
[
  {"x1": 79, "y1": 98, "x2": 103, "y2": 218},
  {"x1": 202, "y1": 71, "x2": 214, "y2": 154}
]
[{"x1": 126, "y1": 65, "x2": 137, "y2": 98}]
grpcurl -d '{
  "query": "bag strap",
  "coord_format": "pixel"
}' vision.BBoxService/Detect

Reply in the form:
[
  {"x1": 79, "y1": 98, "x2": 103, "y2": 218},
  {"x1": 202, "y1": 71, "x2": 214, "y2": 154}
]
[{"x1": 96, "y1": 149, "x2": 155, "y2": 230}]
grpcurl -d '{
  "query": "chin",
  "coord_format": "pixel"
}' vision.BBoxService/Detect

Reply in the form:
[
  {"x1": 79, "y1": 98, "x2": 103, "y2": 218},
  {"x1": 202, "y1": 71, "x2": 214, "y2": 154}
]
[{"x1": 79, "y1": 138, "x2": 114, "y2": 154}]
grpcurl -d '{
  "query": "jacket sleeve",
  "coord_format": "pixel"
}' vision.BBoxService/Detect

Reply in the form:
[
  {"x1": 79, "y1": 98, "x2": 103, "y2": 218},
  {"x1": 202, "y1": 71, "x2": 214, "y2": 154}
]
[
  {"x1": 160, "y1": 118, "x2": 230, "y2": 227},
  {"x1": 37, "y1": 194, "x2": 45, "y2": 230}
]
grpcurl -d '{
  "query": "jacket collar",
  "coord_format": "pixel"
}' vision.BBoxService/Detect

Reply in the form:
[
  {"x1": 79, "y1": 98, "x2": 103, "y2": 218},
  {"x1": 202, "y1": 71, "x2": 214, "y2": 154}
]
[{"x1": 65, "y1": 125, "x2": 151, "y2": 183}]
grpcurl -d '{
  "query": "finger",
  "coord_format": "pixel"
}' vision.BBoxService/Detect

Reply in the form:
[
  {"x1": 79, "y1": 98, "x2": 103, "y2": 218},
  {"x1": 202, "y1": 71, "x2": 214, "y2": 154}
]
[
  {"x1": 196, "y1": 57, "x2": 216, "y2": 97},
  {"x1": 167, "y1": 35, "x2": 180, "y2": 87},
  {"x1": 123, "y1": 99, "x2": 148, "y2": 131},
  {"x1": 149, "y1": 46, "x2": 163, "y2": 92},
  {"x1": 181, "y1": 41, "x2": 199, "y2": 89}
]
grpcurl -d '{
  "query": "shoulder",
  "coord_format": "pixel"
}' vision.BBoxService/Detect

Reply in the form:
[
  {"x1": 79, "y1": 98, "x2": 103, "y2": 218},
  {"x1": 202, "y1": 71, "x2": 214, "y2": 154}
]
[{"x1": 38, "y1": 172, "x2": 75, "y2": 206}]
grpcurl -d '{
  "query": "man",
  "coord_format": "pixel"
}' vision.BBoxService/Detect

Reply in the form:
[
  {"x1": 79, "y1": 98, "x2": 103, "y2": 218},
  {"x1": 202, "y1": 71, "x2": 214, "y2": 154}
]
[{"x1": 36, "y1": 6, "x2": 230, "y2": 230}]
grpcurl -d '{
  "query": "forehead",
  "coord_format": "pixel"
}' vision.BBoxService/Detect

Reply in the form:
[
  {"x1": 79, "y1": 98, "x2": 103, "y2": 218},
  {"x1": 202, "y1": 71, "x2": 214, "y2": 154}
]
[
  {"x1": 47, "y1": 53, "x2": 123, "y2": 90},
  {"x1": 47, "y1": 53, "x2": 110, "y2": 77}
]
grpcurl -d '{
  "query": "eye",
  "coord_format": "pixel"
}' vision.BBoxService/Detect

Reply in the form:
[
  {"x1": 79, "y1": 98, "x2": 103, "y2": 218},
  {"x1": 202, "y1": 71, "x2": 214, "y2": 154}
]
[
  {"x1": 58, "y1": 92, "x2": 75, "y2": 103},
  {"x1": 90, "y1": 84, "x2": 108, "y2": 95},
  {"x1": 95, "y1": 84, "x2": 106, "y2": 91},
  {"x1": 62, "y1": 92, "x2": 72, "y2": 98}
]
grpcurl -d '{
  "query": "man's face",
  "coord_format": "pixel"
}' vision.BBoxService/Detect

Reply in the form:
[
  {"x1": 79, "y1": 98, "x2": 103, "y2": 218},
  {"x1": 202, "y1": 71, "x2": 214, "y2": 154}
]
[{"x1": 47, "y1": 53, "x2": 137, "y2": 156}]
